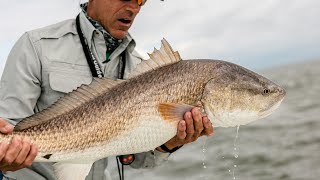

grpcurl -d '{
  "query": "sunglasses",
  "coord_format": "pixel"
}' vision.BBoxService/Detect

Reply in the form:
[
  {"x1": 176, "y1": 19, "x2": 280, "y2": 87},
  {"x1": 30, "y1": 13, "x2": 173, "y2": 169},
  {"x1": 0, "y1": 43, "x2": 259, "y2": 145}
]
[{"x1": 137, "y1": 0, "x2": 147, "y2": 6}]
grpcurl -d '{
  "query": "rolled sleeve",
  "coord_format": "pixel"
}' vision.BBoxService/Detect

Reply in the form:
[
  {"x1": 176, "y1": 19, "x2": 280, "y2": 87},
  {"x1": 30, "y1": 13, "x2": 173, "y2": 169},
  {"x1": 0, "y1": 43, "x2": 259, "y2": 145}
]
[
  {"x1": 0, "y1": 32, "x2": 42, "y2": 121},
  {"x1": 130, "y1": 150, "x2": 170, "y2": 169}
]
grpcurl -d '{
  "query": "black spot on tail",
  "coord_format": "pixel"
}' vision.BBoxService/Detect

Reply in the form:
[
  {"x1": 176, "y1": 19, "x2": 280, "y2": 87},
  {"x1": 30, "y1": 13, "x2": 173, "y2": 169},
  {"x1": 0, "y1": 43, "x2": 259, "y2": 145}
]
[{"x1": 43, "y1": 154, "x2": 52, "y2": 160}]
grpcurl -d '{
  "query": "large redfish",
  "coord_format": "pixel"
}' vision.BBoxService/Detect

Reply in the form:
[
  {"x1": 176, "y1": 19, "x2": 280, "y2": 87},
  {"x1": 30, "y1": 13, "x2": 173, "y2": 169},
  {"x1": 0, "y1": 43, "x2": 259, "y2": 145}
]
[{"x1": 0, "y1": 39, "x2": 286, "y2": 180}]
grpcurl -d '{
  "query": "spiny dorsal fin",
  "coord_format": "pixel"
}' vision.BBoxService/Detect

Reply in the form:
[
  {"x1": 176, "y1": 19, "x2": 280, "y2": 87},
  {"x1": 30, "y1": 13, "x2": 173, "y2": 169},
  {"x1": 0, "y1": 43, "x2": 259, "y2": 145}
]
[
  {"x1": 128, "y1": 39, "x2": 181, "y2": 79},
  {"x1": 14, "y1": 78, "x2": 126, "y2": 131}
]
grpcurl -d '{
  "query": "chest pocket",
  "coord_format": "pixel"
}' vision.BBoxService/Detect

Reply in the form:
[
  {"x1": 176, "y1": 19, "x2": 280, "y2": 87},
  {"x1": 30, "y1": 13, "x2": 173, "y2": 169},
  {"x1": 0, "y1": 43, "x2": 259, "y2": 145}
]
[
  {"x1": 48, "y1": 61, "x2": 92, "y2": 94},
  {"x1": 49, "y1": 71, "x2": 92, "y2": 93},
  {"x1": 36, "y1": 61, "x2": 93, "y2": 113}
]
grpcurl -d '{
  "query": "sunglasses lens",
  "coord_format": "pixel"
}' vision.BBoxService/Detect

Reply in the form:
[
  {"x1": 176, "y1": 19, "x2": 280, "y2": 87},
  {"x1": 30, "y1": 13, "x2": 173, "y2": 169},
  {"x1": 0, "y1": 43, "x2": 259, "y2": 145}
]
[{"x1": 137, "y1": 0, "x2": 146, "y2": 6}]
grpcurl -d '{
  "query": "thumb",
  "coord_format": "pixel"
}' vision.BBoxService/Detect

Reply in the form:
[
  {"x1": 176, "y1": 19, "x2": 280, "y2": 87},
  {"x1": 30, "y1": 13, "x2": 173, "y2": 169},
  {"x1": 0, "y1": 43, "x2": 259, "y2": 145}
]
[{"x1": 0, "y1": 118, "x2": 14, "y2": 134}]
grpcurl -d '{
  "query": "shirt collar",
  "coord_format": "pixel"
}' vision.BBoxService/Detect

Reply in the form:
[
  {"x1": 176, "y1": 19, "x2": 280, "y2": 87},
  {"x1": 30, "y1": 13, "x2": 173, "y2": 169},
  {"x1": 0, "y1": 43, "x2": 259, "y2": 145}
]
[
  {"x1": 78, "y1": 11, "x2": 96, "y2": 49},
  {"x1": 78, "y1": 3, "x2": 136, "y2": 53}
]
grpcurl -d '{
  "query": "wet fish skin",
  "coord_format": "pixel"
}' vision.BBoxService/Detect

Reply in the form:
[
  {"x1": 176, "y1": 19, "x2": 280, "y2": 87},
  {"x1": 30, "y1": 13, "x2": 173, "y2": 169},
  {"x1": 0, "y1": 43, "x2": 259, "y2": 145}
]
[{"x1": 0, "y1": 40, "x2": 285, "y2": 179}]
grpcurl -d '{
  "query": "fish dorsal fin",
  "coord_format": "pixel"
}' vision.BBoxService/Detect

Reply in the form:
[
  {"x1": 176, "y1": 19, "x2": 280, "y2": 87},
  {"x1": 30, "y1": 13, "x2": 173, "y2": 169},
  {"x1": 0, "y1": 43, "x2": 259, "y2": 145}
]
[
  {"x1": 14, "y1": 78, "x2": 125, "y2": 131},
  {"x1": 128, "y1": 38, "x2": 181, "y2": 79}
]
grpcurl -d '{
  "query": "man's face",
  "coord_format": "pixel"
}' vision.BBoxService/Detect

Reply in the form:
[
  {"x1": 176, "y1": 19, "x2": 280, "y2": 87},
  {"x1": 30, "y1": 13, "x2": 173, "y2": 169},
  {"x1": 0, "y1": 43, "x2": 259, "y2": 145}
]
[{"x1": 88, "y1": 0, "x2": 141, "y2": 39}]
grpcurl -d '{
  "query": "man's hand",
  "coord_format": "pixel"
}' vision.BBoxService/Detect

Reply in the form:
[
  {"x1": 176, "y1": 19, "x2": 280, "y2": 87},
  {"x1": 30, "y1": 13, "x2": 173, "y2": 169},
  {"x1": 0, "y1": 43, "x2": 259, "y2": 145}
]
[
  {"x1": 157, "y1": 107, "x2": 214, "y2": 152},
  {"x1": 0, "y1": 118, "x2": 38, "y2": 172}
]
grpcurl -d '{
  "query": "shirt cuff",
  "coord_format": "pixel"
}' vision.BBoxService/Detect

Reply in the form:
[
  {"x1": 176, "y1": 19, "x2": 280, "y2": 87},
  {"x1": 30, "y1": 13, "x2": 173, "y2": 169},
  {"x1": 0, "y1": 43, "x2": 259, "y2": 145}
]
[
  {"x1": 130, "y1": 149, "x2": 171, "y2": 169},
  {"x1": 154, "y1": 149, "x2": 171, "y2": 160}
]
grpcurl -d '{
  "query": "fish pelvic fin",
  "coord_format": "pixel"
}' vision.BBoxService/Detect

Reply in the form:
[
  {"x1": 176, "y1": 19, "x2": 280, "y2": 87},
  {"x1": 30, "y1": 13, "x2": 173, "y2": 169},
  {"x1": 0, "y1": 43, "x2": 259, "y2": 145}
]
[
  {"x1": 53, "y1": 162, "x2": 93, "y2": 180},
  {"x1": 158, "y1": 103, "x2": 195, "y2": 122},
  {"x1": 128, "y1": 38, "x2": 181, "y2": 79},
  {"x1": 14, "y1": 78, "x2": 125, "y2": 131}
]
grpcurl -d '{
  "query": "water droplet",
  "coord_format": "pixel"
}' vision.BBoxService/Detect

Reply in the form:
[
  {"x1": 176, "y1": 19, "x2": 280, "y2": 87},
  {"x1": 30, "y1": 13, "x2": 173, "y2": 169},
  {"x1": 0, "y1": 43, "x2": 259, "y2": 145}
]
[
  {"x1": 232, "y1": 126, "x2": 240, "y2": 180},
  {"x1": 228, "y1": 169, "x2": 231, "y2": 173},
  {"x1": 233, "y1": 170, "x2": 236, "y2": 179},
  {"x1": 201, "y1": 137, "x2": 208, "y2": 170}
]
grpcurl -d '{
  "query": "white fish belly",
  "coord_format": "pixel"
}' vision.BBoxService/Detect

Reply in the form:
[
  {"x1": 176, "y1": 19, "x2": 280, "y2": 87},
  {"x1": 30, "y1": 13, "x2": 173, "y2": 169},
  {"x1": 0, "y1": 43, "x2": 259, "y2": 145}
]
[
  {"x1": 36, "y1": 116, "x2": 177, "y2": 163},
  {"x1": 206, "y1": 107, "x2": 259, "y2": 128}
]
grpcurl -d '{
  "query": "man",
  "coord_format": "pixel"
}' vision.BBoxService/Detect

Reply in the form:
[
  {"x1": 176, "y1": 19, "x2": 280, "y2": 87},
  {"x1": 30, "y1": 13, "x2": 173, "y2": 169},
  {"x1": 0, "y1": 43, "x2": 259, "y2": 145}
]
[{"x1": 0, "y1": 0, "x2": 214, "y2": 179}]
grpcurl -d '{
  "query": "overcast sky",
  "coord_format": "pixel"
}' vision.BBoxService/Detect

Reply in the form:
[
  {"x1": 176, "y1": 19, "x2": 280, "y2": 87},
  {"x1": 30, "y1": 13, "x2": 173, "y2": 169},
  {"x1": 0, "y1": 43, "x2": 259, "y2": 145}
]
[{"x1": 0, "y1": 0, "x2": 319, "y2": 75}]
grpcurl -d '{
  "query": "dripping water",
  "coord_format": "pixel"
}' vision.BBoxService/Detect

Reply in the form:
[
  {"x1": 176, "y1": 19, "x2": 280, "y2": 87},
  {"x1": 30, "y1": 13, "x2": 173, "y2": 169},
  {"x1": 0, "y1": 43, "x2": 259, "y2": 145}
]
[
  {"x1": 202, "y1": 136, "x2": 208, "y2": 169},
  {"x1": 234, "y1": 125, "x2": 240, "y2": 158},
  {"x1": 200, "y1": 136, "x2": 209, "y2": 180},
  {"x1": 232, "y1": 125, "x2": 240, "y2": 179}
]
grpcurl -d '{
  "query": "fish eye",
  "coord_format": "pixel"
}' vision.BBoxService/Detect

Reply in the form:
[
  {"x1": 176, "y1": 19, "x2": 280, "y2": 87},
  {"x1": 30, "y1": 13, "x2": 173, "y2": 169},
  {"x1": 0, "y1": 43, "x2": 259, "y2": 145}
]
[{"x1": 264, "y1": 89, "x2": 270, "y2": 94}]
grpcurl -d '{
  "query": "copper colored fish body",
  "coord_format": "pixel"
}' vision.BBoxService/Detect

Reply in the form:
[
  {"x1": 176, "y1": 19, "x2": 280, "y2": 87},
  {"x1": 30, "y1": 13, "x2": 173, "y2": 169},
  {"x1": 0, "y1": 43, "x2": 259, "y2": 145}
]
[{"x1": 0, "y1": 40, "x2": 286, "y2": 179}]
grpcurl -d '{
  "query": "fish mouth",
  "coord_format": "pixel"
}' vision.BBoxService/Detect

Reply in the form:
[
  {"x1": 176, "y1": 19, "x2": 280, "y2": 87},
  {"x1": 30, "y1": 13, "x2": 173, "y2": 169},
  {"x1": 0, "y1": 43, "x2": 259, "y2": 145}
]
[
  {"x1": 259, "y1": 97, "x2": 284, "y2": 119},
  {"x1": 278, "y1": 87, "x2": 286, "y2": 99}
]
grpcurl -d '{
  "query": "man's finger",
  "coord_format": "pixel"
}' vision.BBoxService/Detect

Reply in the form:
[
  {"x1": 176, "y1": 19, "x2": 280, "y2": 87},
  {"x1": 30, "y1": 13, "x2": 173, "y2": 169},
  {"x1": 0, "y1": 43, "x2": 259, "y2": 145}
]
[
  {"x1": 201, "y1": 117, "x2": 214, "y2": 136},
  {"x1": 0, "y1": 140, "x2": 10, "y2": 162},
  {"x1": 3, "y1": 137, "x2": 22, "y2": 165},
  {"x1": 0, "y1": 119, "x2": 13, "y2": 134},
  {"x1": 15, "y1": 138, "x2": 31, "y2": 165},
  {"x1": 191, "y1": 108, "x2": 204, "y2": 138},
  {"x1": 176, "y1": 120, "x2": 187, "y2": 140},
  {"x1": 23, "y1": 143, "x2": 38, "y2": 167},
  {"x1": 184, "y1": 112, "x2": 194, "y2": 143}
]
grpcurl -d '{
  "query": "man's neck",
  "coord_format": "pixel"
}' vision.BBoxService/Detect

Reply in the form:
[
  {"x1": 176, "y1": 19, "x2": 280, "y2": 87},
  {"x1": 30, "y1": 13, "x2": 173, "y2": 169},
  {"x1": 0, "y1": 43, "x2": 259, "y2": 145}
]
[
  {"x1": 80, "y1": 3, "x2": 123, "y2": 53},
  {"x1": 86, "y1": 3, "x2": 100, "y2": 27}
]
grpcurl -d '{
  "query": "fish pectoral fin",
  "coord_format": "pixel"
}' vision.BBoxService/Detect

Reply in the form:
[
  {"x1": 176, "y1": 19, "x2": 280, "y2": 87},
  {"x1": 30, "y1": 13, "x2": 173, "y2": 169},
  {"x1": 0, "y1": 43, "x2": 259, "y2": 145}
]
[
  {"x1": 158, "y1": 103, "x2": 195, "y2": 122},
  {"x1": 53, "y1": 162, "x2": 93, "y2": 180}
]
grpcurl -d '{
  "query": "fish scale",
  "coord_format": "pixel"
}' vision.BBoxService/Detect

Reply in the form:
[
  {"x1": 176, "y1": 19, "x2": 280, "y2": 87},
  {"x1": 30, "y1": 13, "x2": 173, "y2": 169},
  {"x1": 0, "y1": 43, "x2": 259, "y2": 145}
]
[
  {"x1": 0, "y1": 39, "x2": 286, "y2": 180},
  {"x1": 2, "y1": 61, "x2": 207, "y2": 160}
]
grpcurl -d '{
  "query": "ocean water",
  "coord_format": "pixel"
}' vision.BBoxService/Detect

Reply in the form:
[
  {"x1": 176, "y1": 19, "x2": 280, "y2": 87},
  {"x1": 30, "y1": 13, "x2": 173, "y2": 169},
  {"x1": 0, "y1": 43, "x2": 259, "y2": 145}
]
[{"x1": 108, "y1": 60, "x2": 320, "y2": 180}]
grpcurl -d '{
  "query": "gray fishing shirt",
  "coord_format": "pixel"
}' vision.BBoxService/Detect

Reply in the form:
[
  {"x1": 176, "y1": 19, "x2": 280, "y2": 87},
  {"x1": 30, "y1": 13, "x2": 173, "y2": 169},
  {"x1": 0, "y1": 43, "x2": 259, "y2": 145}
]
[{"x1": 0, "y1": 11, "x2": 169, "y2": 180}]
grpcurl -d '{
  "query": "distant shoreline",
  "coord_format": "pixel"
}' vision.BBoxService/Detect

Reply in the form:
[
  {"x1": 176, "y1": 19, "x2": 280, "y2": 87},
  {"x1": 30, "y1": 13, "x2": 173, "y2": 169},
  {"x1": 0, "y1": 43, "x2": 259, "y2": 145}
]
[{"x1": 259, "y1": 59, "x2": 320, "y2": 73}]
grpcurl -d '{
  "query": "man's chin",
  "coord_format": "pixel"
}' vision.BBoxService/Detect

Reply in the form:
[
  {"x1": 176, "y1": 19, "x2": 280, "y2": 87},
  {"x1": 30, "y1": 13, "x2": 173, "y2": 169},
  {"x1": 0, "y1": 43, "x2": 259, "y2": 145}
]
[{"x1": 110, "y1": 30, "x2": 128, "y2": 40}]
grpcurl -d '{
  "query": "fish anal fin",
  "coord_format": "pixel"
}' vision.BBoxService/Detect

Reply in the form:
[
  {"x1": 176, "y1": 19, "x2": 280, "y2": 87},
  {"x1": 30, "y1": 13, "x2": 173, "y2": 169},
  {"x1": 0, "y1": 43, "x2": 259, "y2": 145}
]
[
  {"x1": 14, "y1": 78, "x2": 126, "y2": 131},
  {"x1": 128, "y1": 39, "x2": 181, "y2": 79},
  {"x1": 158, "y1": 103, "x2": 195, "y2": 122},
  {"x1": 53, "y1": 162, "x2": 93, "y2": 180}
]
